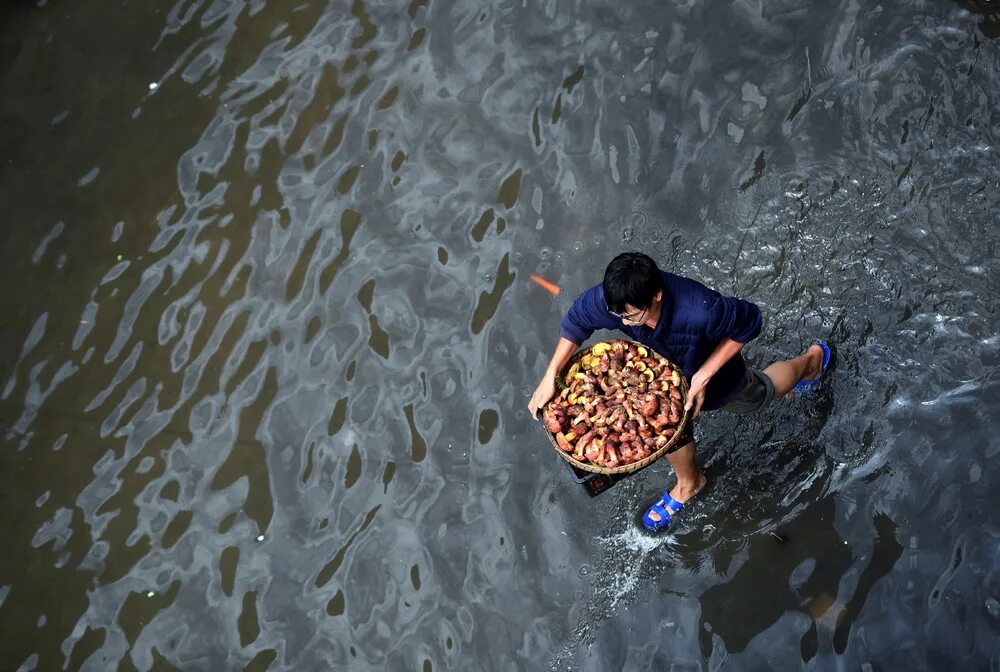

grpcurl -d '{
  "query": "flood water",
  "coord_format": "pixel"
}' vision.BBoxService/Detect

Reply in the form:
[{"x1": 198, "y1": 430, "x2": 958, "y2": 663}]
[{"x1": 2, "y1": 0, "x2": 999, "y2": 669}]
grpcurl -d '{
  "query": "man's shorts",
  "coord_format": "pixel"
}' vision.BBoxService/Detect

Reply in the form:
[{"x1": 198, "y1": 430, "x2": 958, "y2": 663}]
[
  {"x1": 664, "y1": 367, "x2": 775, "y2": 453},
  {"x1": 666, "y1": 420, "x2": 696, "y2": 453},
  {"x1": 720, "y1": 367, "x2": 777, "y2": 415}
]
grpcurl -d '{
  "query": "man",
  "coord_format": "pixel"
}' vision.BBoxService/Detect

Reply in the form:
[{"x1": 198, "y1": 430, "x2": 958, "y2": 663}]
[{"x1": 527, "y1": 252, "x2": 831, "y2": 532}]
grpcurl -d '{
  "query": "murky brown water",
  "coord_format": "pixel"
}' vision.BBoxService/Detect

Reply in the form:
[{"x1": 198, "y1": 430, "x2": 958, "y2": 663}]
[{"x1": 2, "y1": 0, "x2": 999, "y2": 670}]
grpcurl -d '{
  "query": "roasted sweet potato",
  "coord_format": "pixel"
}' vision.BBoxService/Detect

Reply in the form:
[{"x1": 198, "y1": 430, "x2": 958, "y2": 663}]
[
  {"x1": 542, "y1": 407, "x2": 566, "y2": 434},
  {"x1": 555, "y1": 432, "x2": 573, "y2": 452},
  {"x1": 543, "y1": 340, "x2": 685, "y2": 467},
  {"x1": 636, "y1": 394, "x2": 658, "y2": 417}
]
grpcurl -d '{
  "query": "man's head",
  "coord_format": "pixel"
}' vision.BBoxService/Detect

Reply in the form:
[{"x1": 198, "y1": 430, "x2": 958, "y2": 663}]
[{"x1": 602, "y1": 252, "x2": 664, "y2": 325}]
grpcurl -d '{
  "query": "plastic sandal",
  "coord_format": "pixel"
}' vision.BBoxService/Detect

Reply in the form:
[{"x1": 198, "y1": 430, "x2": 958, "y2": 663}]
[
  {"x1": 642, "y1": 492, "x2": 685, "y2": 532},
  {"x1": 793, "y1": 341, "x2": 832, "y2": 396}
]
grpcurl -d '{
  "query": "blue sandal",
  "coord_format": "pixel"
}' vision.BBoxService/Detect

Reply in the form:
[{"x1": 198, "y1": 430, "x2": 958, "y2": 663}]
[
  {"x1": 642, "y1": 493, "x2": 686, "y2": 532},
  {"x1": 793, "y1": 341, "x2": 832, "y2": 396}
]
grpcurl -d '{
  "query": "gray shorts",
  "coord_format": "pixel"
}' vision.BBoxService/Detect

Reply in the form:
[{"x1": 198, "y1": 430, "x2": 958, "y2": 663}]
[
  {"x1": 665, "y1": 367, "x2": 775, "y2": 453},
  {"x1": 720, "y1": 367, "x2": 776, "y2": 415}
]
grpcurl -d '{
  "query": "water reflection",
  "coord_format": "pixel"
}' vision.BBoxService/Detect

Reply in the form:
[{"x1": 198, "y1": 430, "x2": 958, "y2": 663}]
[{"x1": 1, "y1": 0, "x2": 999, "y2": 670}]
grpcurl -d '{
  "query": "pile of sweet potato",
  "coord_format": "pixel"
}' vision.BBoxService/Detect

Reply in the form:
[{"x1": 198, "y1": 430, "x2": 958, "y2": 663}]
[{"x1": 542, "y1": 340, "x2": 684, "y2": 468}]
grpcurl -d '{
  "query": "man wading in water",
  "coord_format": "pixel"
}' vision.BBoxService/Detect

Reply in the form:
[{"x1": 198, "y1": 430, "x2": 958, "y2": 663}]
[{"x1": 527, "y1": 252, "x2": 831, "y2": 532}]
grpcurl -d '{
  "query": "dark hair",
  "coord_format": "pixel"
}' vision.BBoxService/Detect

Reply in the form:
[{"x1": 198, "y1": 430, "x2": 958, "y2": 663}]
[{"x1": 602, "y1": 252, "x2": 663, "y2": 313}]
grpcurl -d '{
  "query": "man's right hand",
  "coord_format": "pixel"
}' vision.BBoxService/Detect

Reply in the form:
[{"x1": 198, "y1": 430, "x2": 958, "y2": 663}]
[
  {"x1": 527, "y1": 376, "x2": 557, "y2": 420},
  {"x1": 528, "y1": 337, "x2": 578, "y2": 421}
]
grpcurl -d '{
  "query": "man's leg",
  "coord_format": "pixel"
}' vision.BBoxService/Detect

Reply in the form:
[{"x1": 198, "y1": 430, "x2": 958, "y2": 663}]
[
  {"x1": 762, "y1": 343, "x2": 826, "y2": 398},
  {"x1": 647, "y1": 440, "x2": 706, "y2": 523}
]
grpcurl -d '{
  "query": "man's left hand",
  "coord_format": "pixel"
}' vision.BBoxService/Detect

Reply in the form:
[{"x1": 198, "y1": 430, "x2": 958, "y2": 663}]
[{"x1": 685, "y1": 371, "x2": 711, "y2": 417}]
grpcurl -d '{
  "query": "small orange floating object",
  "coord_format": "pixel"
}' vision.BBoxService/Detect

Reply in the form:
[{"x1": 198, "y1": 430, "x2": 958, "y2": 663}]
[{"x1": 530, "y1": 274, "x2": 560, "y2": 296}]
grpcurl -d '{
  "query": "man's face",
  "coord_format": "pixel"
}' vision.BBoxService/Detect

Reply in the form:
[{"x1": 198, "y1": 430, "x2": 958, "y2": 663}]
[
  {"x1": 616, "y1": 291, "x2": 662, "y2": 327},
  {"x1": 616, "y1": 304, "x2": 649, "y2": 325}
]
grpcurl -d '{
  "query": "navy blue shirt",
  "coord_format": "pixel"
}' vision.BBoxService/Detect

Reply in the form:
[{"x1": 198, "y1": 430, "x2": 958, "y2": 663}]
[{"x1": 560, "y1": 271, "x2": 763, "y2": 412}]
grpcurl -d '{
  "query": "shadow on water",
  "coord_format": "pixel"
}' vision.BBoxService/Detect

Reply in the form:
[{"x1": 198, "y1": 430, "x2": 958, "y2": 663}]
[
  {"x1": 697, "y1": 505, "x2": 902, "y2": 662},
  {"x1": 954, "y1": 0, "x2": 1000, "y2": 39}
]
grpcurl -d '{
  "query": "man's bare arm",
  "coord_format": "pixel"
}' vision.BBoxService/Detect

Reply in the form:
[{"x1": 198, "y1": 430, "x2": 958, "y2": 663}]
[
  {"x1": 685, "y1": 337, "x2": 745, "y2": 415},
  {"x1": 527, "y1": 337, "x2": 579, "y2": 418}
]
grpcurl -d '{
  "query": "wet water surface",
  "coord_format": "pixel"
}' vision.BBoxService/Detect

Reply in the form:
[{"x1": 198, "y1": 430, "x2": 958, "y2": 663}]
[{"x1": 2, "y1": 0, "x2": 999, "y2": 670}]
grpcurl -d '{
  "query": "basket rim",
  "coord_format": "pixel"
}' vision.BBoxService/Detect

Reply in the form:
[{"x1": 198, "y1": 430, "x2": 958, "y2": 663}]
[{"x1": 542, "y1": 339, "x2": 689, "y2": 475}]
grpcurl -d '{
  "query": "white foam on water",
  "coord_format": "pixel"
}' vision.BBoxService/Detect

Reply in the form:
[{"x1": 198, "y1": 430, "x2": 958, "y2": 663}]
[
  {"x1": 597, "y1": 527, "x2": 678, "y2": 608},
  {"x1": 605, "y1": 526, "x2": 672, "y2": 555}
]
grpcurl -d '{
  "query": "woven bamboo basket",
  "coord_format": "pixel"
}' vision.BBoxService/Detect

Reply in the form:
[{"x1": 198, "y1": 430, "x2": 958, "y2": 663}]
[{"x1": 542, "y1": 339, "x2": 690, "y2": 475}]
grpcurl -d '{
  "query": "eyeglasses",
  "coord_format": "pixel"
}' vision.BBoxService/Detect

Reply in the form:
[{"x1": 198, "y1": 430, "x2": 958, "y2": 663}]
[{"x1": 607, "y1": 305, "x2": 648, "y2": 325}]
